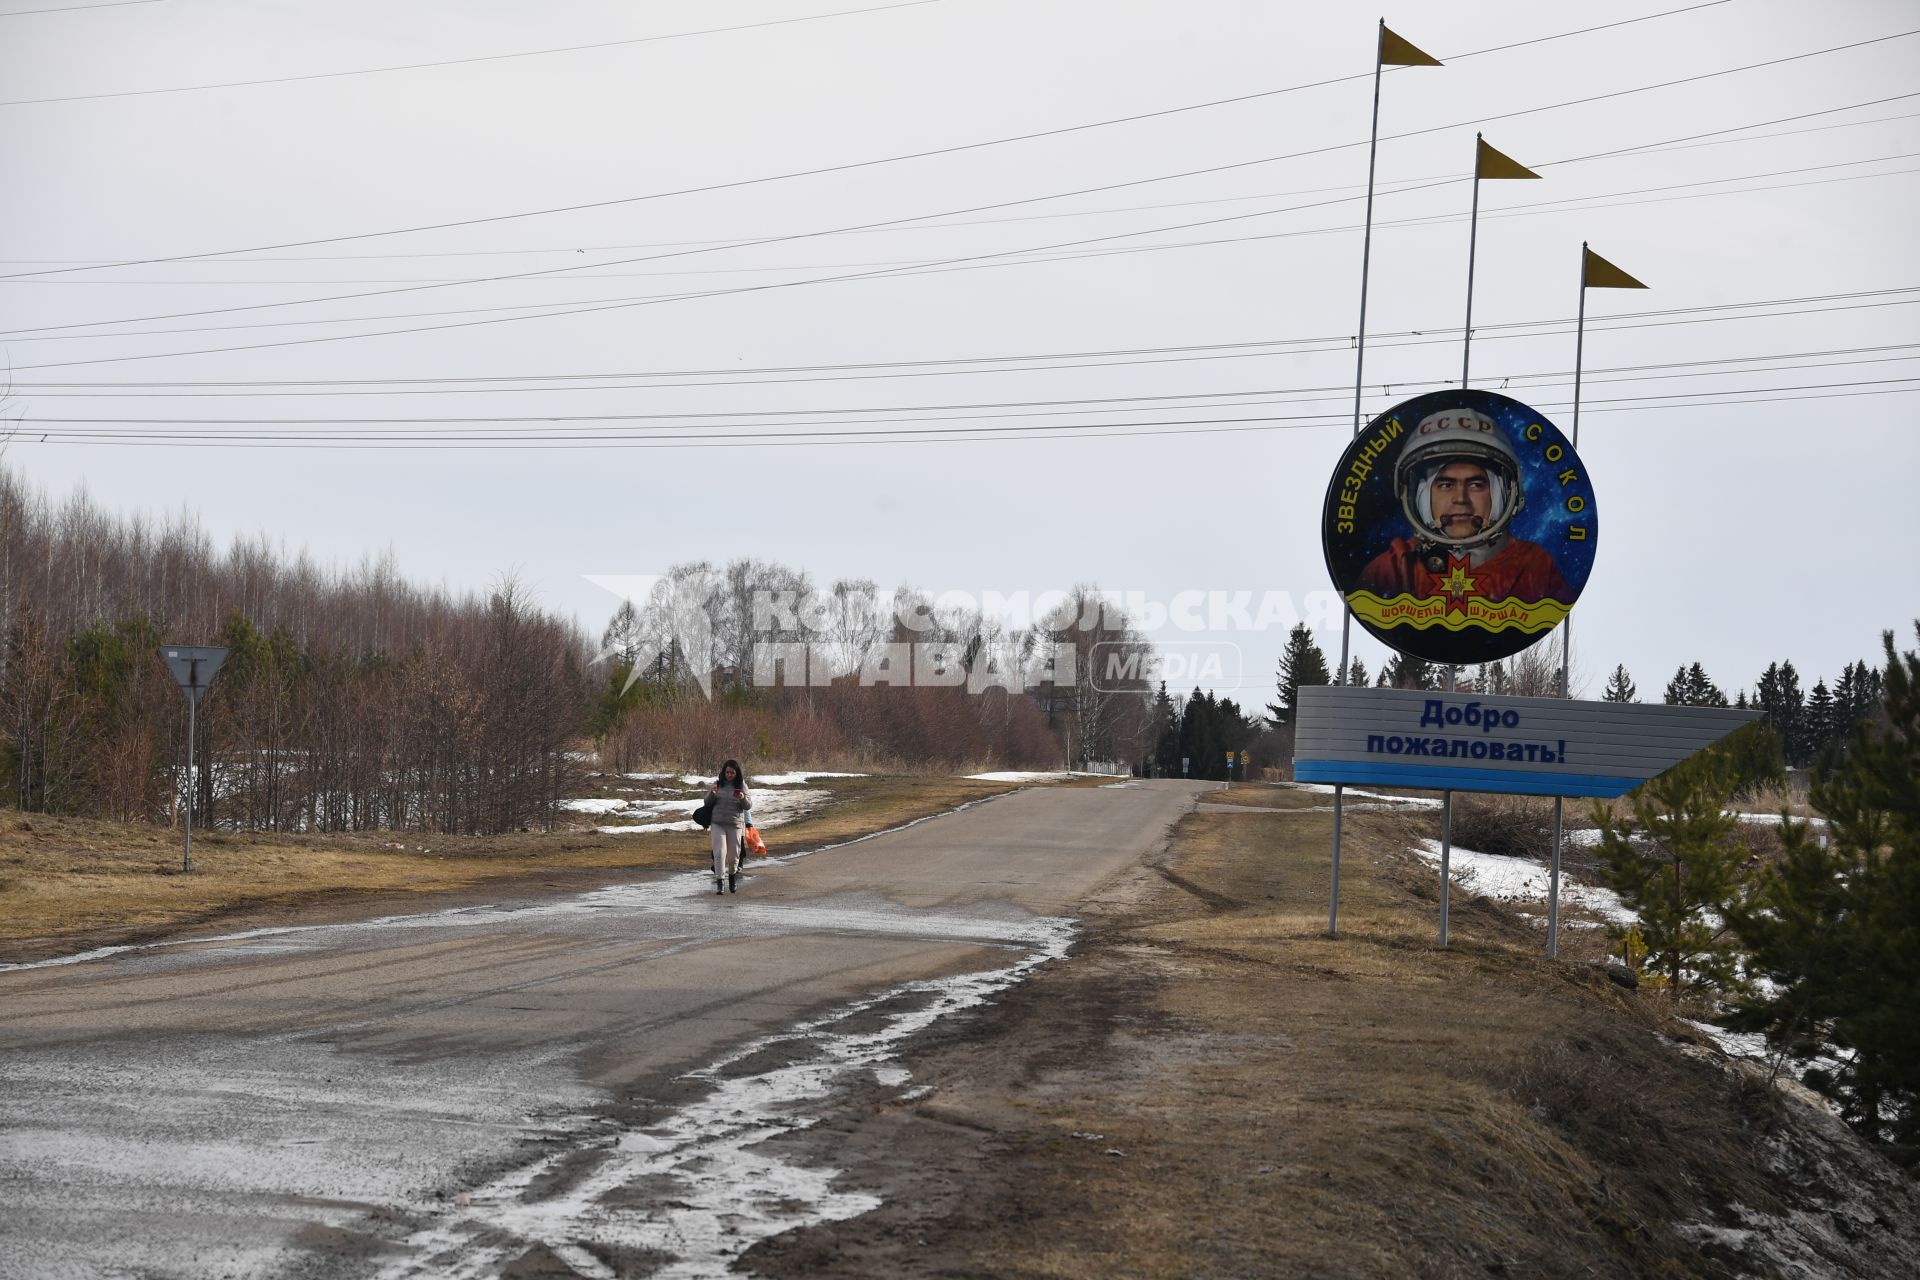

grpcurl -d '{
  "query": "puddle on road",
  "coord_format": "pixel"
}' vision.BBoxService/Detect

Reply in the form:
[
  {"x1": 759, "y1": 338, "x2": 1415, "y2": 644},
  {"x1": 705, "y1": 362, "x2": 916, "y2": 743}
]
[{"x1": 372, "y1": 915, "x2": 1074, "y2": 1280}]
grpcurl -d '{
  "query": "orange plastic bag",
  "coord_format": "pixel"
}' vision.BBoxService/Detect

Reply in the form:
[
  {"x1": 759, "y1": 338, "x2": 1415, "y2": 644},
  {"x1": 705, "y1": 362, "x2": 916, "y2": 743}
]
[{"x1": 742, "y1": 825, "x2": 768, "y2": 859}]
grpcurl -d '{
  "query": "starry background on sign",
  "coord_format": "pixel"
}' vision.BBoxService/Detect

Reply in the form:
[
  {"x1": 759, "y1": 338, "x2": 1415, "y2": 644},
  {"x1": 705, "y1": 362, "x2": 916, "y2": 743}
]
[{"x1": 1320, "y1": 388, "x2": 1600, "y2": 595}]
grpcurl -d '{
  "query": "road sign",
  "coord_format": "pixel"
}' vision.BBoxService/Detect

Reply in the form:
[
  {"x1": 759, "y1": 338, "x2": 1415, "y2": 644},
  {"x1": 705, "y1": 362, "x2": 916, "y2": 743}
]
[
  {"x1": 162, "y1": 646, "x2": 228, "y2": 705},
  {"x1": 1293, "y1": 685, "x2": 1755, "y2": 798},
  {"x1": 159, "y1": 645, "x2": 229, "y2": 872}
]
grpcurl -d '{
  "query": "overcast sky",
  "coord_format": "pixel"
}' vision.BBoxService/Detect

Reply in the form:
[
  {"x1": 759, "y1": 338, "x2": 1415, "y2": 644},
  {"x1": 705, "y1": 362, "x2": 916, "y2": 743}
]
[{"x1": 3, "y1": 0, "x2": 1916, "y2": 703}]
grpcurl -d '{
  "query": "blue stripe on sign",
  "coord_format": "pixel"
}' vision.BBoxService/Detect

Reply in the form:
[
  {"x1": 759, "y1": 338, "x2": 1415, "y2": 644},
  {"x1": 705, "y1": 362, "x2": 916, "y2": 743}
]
[{"x1": 1293, "y1": 759, "x2": 1638, "y2": 798}]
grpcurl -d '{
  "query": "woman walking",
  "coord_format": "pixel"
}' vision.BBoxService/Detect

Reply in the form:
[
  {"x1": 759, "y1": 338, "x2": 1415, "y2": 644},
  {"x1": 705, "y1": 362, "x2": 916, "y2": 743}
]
[{"x1": 707, "y1": 759, "x2": 752, "y2": 895}]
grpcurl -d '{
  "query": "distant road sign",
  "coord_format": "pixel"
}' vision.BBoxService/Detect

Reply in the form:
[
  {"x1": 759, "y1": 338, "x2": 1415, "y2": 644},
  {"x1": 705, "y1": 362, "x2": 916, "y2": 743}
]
[{"x1": 161, "y1": 646, "x2": 228, "y2": 705}]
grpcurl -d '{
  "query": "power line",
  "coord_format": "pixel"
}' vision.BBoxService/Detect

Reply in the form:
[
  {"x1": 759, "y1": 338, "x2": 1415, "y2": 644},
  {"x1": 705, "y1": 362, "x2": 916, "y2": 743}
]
[
  {"x1": 13, "y1": 87, "x2": 1913, "y2": 275},
  {"x1": 16, "y1": 146, "x2": 1919, "y2": 376},
  {"x1": 0, "y1": 0, "x2": 159, "y2": 15},
  {"x1": 20, "y1": 24, "x2": 1918, "y2": 345},
  {"x1": 22, "y1": 343, "x2": 1917, "y2": 411},
  {"x1": 11, "y1": 287, "x2": 1916, "y2": 392},
  {"x1": 21, "y1": 111, "x2": 1919, "y2": 287},
  {"x1": 0, "y1": 1, "x2": 947, "y2": 106},
  {"x1": 12, "y1": 148, "x2": 1915, "y2": 348},
  {"x1": 9, "y1": 379, "x2": 1917, "y2": 449},
  {"x1": 0, "y1": 2, "x2": 1764, "y2": 282},
  {"x1": 20, "y1": 360, "x2": 1920, "y2": 429}
]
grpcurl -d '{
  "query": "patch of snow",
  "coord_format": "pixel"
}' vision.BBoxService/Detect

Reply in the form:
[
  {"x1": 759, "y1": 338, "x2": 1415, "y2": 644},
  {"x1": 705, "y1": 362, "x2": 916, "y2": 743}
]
[
  {"x1": 749, "y1": 771, "x2": 867, "y2": 786},
  {"x1": 589, "y1": 787, "x2": 829, "y2": 834},
  {"x1": 1100, "y1": 781, "x2": 1141, "y2": 789},
  {"x1": 1731, "y1": 810, "x2": 1828, "y2": 828},
  {"x1": 1411, "y1": 838, "x2": 1638, "y2": 926},
  {"x1": 965, "y1": 770, "x2": 1071, "y2": 782},
  {"x1": 872, "y1": 1065, "x2": 911, "y2": 1088},
  {"x1": 558, "y1": 798, "x2": 628, "y2": 815},
  {"x1": 1684, "y1": 1019, "x2": 1769, "y2": 1060},
  {"x1": 370, "y1": 917, "x2": 1077, "y2": 1280},
  {"x1": 1286, "y1": 783, "x2": 1444, "y2": 808},
  {"x1": 1674, "y1": 1221, "x2": 1756, "y2": 1250}
]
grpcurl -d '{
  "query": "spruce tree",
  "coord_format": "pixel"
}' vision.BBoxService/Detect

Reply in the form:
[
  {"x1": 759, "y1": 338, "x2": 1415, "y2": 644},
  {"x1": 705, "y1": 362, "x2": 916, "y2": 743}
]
[
  {"x1": 1805, "y1": 679, "x2": 1836, "y2": 763},
  {"x1": 1267, "y1": 623, "x2": 1330, "y2": 725},
  {"x1": 1834, "y1": 662, "x2": 1864, "y2": 736},
  {"x1": 1728, "y1": 625, "x2": 1920, "y2": 1161},
  {"x1": 1665, "y1": 662, "x2": 1728, "y2": 707},
  {"x1": 1693, "y1": 662, "x2": 1730, "y2": 707},
  {"x1": 1346, "y1": 657, "x2": 1368, "y2": 689},
  {"x1": 1593, "y1": 751, "x2": 1748, "y2": 995},
  {"x1": 1602, "y1": 663, "x2": 1637, "y2": 703},
  {"x1": 1758, "y1": 661, "x2": 1807, "y2": 763}
]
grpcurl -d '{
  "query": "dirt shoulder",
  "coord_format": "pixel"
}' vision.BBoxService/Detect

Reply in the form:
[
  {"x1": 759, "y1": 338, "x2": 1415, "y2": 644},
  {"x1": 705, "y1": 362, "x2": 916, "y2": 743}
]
[
  {"x1": 741, "y1": 790, "x2": 1920, "y2": 1279},
  {"x1": 0, "y1": 775, "x2": 1015, "y2": 964}
]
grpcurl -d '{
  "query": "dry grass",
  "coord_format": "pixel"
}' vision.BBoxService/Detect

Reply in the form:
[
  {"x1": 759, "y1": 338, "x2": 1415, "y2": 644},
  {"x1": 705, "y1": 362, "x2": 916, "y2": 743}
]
[
  {"x1": 0, "y1": 775, "x2": 1015, "y2": 962},
  {"x1": 749, "y1": 784, "x2": 1915, "y2": 1279}
]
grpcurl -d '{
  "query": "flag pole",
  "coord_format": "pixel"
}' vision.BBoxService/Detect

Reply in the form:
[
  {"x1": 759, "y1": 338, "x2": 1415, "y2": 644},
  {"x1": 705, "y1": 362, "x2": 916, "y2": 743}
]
[
  {"x1": 1331, "y1": 20, "x2": 1390, "y2": 938},
  {"x1": 1462, "y1": 132, "x2": 1484, "y2": 388},
  {"x1": 1329, "y1": 23, "x2": 1439, "y2": 936},
  {"x1": 1334, "y1": 19, "x2": 1386, "y2": 699},
  {"x1": 1546, "y1": 243, "x2": 1590, "y2": 959}
]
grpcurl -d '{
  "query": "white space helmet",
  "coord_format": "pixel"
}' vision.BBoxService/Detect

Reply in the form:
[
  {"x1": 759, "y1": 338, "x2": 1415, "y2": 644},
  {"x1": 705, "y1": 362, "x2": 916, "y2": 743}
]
[{"x1": 1393, "y1": 407, "x2": 1524, "y2": 550}]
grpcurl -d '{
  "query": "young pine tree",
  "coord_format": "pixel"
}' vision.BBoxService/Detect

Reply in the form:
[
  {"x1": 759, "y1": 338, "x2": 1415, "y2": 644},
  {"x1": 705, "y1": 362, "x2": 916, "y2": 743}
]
[
  {"x1": 1592, "y1": 749, "x2": 1748, "y2": 996},
  {"x1": 1727, "y1": 625, "x2": 1920, "y2": 1161}
]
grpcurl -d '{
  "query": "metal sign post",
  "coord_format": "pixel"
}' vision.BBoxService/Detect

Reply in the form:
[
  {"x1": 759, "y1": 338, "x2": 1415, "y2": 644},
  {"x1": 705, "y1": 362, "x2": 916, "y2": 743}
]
[{"x1": 160, "y1": 646, "x2": 228, "y2": 872}]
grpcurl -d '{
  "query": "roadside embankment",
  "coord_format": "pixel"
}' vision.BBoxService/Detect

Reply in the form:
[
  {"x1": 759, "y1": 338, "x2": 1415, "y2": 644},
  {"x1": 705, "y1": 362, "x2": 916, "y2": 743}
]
[{"x1": 741, "y1": 783, "x2": 1920, "y2": 1279}]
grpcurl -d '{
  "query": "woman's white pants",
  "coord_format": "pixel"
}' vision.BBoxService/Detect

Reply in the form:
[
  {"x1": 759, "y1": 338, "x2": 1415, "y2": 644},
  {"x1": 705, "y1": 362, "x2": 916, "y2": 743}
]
[{"x1": 711, "y1": 825, "x2": 742, "y2": 881}]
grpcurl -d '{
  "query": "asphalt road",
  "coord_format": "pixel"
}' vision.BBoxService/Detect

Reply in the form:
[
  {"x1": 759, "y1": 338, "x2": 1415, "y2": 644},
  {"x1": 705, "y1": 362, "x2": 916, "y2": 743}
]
[{"x1": 0, "y1": 779, "x2": 1208, "y2": 1280}]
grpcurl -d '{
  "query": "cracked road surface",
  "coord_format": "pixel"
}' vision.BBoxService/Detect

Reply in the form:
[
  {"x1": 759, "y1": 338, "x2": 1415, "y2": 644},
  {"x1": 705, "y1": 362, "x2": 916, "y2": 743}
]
[{"x1": 0, "y1": 780, "x2": 1207, "y2": 1279}]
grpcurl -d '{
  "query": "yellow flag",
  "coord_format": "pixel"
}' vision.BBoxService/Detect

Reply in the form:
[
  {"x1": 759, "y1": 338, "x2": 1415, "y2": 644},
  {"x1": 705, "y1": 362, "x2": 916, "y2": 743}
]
[
  {"x1": 1583, "y1": 247, "x2": 1648, "y2": 290},
  {"x1": 1380, "y1": 25, "x2": 1442, "y2": 67},
  {"x1": 1476, "y1": 137, "x2": 1541, "y2": 181}
]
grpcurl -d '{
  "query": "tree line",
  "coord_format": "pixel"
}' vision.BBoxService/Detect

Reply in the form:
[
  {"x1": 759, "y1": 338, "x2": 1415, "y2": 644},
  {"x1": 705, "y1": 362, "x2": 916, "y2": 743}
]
[
  {"x1": 0, "y1": 467, "x2": 588, "y2": 834},
  {"x1": 0, "y1": 471, "x2": 1155, "y2": 830},
  {"x1": 591, "y1": 565, "x2": 1153, "y2": 775}
]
